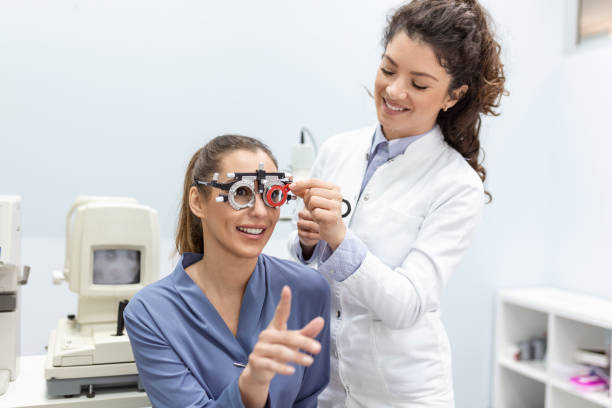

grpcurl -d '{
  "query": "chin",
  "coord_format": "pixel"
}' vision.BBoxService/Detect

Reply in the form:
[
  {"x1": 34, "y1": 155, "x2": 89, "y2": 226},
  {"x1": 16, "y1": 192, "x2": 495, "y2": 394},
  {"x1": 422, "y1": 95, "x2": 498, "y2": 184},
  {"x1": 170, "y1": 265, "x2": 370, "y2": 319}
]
[{"x1": 235, "y1": 240, "x2": 270, "y2": 259}]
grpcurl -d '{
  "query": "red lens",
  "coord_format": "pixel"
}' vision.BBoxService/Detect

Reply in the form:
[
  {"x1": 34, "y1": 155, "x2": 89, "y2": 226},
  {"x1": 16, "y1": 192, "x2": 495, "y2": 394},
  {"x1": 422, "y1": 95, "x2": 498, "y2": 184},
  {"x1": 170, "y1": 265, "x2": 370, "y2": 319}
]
[{"x1": 265, "y1": 185, "x2": 288, "y2": 207}]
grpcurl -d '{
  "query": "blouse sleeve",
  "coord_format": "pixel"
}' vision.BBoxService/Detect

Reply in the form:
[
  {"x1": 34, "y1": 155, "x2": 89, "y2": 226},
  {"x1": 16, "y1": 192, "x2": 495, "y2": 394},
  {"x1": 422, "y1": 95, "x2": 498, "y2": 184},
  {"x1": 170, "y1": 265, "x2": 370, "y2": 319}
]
[
  {"x1": 292, "y1": 280, "x2": 331, "y2": 407},
  {"x1": 124, "y1": 308, "x2": 246, "y2": 408}
]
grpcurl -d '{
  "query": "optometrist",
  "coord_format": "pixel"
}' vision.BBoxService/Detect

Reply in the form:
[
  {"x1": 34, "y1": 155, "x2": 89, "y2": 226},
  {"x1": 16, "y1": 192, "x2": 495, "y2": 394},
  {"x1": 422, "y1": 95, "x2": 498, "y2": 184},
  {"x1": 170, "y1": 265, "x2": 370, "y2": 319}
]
[{"x1": 288, "y1": 1, "x2": 507, "y2": 407}]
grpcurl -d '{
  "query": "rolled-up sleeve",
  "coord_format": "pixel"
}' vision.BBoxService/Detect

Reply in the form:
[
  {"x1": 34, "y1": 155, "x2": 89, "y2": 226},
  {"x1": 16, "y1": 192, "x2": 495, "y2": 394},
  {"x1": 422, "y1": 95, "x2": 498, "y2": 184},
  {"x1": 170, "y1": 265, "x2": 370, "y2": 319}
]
[
  {"x1": 287, "y1": 229, "x2": 326, "y2": 265},
  {"x1": 317, "y1": 230, "x2": 368, "y2": 282}
]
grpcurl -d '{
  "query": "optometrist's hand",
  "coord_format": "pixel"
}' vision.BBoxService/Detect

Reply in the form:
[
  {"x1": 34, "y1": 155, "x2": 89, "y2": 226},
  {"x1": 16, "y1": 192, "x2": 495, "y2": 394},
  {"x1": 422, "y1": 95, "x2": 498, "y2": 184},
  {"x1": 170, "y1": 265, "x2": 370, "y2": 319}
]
[
  {"x1": 238, "y1": 286, "x2": 324, "y2": 408},
  {"x1": 290, "y1": 179, "x2": 346, "y2": 251},
  {"x1": 296, "y1": 207, "x2": 321, "y2": 259}
]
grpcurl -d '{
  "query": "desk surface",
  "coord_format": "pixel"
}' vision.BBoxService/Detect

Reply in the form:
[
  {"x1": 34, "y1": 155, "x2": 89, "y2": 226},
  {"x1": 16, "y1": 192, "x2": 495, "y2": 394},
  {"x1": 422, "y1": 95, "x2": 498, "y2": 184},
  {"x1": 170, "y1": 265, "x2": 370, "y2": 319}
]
[{"x1": 0, "y1": 355, "x2": 151, "y2": 408}]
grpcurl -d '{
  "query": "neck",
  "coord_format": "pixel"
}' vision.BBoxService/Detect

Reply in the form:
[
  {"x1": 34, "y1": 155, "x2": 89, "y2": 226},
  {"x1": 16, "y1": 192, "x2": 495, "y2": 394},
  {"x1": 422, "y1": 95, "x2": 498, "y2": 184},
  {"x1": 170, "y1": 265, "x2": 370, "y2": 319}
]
[
  {"x1": 188, "y1": 247, "x2": 258, "y2": 299},
  {"x1": 382, "y1": 123, "x2": 435, "y2": 140}
]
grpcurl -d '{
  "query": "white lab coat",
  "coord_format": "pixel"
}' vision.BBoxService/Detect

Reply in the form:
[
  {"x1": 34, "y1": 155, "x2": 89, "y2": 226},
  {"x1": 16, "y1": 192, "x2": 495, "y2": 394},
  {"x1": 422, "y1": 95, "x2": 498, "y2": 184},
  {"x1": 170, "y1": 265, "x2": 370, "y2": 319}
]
[{"x1": 289, "y1": 125, "x2": 485, "y2": 408}]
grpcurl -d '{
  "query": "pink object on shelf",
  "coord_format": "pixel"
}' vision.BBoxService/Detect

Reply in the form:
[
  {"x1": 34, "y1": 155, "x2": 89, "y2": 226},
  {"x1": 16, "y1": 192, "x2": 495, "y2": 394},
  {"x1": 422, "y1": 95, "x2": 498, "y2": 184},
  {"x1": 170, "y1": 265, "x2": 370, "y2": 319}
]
[{"x1": 570, "y1": 375, "x2": 609, "y2": 392}]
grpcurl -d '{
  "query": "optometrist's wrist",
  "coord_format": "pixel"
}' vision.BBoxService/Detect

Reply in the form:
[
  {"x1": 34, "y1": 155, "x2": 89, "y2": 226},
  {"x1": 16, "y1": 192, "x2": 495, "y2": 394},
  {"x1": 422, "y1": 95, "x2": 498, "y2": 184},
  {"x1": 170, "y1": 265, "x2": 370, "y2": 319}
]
[{"x1": 326, "y1": 224, "x2": 346, "y2": 251}]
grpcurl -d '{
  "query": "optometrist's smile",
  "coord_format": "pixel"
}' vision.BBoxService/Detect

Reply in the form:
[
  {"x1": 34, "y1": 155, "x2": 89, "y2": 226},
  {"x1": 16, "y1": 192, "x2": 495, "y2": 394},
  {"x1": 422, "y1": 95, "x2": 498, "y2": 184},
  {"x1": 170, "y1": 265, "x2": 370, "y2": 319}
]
[{"x1": 382, "y1": 97, "x2": 411, "y2": 115}]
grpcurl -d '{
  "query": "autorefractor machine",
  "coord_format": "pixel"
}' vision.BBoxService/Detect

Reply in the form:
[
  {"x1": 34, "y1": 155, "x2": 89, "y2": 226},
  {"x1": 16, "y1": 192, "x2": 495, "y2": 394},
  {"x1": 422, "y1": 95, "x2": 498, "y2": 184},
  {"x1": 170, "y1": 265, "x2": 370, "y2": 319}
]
[
  {"x1": 0, "y1": 196, "x2": 30, "y2": 396},
  {"x1": 45, "y1": 197, "x2": 159, "y2": 397}
]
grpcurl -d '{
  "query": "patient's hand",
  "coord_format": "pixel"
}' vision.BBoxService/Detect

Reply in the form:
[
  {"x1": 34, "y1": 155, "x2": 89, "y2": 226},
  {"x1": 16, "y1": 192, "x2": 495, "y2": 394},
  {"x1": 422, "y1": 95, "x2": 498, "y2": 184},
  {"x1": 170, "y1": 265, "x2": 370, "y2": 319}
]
[{"x1": 238, "y1": 286, "x2": 324, "y2": 408}]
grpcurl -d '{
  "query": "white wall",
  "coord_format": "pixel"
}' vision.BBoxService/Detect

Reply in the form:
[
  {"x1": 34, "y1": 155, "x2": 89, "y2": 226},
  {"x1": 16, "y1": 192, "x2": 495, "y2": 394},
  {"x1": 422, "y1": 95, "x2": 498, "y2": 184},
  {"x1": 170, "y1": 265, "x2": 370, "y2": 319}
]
[
  {"x1": 553, "y1": 34, "x2": 612, "y2": 298},
  {"x1": 0, "y1": 0, "x2": 398, "y2": 238},
  {"x1": 3, "y1": 1, "x2": 612, "y2": 407},
  {"x1": 442, "y1": 0, "x2": 612, "y2": 406}
]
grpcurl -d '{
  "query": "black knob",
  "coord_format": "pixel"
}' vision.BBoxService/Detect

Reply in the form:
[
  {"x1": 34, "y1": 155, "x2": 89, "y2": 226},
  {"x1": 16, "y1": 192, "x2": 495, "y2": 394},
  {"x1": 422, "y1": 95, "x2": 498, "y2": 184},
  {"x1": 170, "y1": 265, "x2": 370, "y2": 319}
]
[
  {"x1": 67, "y1": 314, "x2": 75, "y2": 320},
  {"x1": 115, "y1": 299, "x2": 129, "y2": 336}
]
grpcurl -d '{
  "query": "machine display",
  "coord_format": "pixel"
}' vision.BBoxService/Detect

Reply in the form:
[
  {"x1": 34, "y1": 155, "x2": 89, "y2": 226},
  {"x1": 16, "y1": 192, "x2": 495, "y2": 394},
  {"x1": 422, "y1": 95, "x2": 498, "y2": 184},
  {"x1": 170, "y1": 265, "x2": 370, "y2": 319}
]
[
  {"x1": 0, "y1": 196, "x2": 30, "y2": 396},
  {"x1": 45, "y1": 196, "x2": 159, "y2": 398}
]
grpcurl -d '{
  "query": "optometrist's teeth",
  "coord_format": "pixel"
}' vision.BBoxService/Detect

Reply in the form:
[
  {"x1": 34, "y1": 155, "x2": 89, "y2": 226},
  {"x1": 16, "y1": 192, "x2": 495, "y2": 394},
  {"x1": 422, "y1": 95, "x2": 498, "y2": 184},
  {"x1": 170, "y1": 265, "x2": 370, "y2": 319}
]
[
  {"x1": 237, "y1": 227, "x2": 264, "y2": 235},
  {"x1": 385, "y1": 99, "x2": 407, "y2": 111}
]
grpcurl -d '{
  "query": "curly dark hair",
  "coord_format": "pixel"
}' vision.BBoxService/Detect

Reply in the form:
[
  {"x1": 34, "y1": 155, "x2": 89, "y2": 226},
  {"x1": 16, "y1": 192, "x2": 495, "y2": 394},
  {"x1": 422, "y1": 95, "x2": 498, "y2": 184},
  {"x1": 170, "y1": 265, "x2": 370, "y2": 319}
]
[{"x1": 383, "y1": 0, "x2": 507, "y2": 201}]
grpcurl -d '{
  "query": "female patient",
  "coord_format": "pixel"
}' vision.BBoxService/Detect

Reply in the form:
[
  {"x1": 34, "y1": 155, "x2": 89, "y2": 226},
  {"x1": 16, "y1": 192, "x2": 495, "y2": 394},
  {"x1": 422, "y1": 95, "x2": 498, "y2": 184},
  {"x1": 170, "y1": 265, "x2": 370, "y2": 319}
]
[{"x1": 124, "y1": 135, "x2": 330, "y2": 407}]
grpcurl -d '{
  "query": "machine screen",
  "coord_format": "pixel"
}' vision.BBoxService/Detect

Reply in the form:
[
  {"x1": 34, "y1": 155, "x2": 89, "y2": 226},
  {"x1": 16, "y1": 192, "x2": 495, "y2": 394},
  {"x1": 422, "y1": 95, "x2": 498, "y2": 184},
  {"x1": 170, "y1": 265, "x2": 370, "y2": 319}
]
[{"x1": 93, "y1": 249, "x2": 141, "y2": 285}]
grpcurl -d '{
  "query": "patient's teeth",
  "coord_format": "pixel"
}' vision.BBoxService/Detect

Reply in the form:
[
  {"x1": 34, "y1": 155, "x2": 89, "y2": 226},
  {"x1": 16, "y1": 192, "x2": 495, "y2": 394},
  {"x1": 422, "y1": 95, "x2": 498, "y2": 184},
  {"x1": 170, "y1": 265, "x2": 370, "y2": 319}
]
[{"x1": 237, "y1": 227, "x2": 264, "y2": 235}]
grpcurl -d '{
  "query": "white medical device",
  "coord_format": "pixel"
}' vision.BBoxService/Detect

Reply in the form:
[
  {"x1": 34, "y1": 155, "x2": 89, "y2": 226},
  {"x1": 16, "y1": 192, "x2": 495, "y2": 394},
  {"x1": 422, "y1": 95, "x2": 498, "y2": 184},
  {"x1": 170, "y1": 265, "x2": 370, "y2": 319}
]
[
  {"x1": 290, "y1": 127, "x2": 316, "y2": 181},
  {"x1": 0, "y1": 196, "x2": 30, "y2": 396},
  {"x1": 45, "y1": 196, "x2": 159, "y2": 398}
]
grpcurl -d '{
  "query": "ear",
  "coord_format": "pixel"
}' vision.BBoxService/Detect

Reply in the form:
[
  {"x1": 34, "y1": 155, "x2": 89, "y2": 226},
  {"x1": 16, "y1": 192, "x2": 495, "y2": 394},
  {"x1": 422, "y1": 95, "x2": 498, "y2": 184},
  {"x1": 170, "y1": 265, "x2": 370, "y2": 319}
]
[
  {"x1": 443, "y1": 84, "x2": 469, "y2": 110},
  {"x1": 189, "y1": 186, "x2": 207, "y2": 220}
]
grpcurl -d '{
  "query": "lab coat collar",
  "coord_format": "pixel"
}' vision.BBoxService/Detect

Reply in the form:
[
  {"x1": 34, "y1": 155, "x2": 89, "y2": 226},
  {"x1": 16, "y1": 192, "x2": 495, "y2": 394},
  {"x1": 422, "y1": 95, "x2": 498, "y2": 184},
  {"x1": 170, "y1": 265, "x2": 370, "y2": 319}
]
[
  {"x1": 398, "y1": 124, "x2": 444, "y2": 157},
  {"x1": 171, "y1": 253, "x2": 267, "y2": 358},
  {"x1": 343, "y1": 124, "x2": 444, "y2": 227}
]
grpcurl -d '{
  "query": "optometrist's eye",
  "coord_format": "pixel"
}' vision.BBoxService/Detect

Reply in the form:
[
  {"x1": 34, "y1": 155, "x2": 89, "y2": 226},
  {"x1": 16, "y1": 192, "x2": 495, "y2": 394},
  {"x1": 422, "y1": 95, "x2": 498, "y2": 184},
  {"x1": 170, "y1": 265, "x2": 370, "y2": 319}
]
[
  {"x1": 412, "y1": 81, "x2": 428, "y2": 90},
  {"x1": 268, "y1": 188, "x2": 284, "y2": 204},
  {"x1": 234, "y1": 186, "x2": 253, "y2": 205}
]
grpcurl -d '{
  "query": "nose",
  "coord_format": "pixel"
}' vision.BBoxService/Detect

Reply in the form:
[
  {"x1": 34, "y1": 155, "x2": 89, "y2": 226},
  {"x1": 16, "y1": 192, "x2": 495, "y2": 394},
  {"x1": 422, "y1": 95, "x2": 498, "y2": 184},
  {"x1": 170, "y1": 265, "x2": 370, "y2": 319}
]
[
  {"x1": 386, "y1": 78, "x2": 407, "y2": 100},
  {"x1": 248, "y1": 193, "x2": 268, "y2": 218}
]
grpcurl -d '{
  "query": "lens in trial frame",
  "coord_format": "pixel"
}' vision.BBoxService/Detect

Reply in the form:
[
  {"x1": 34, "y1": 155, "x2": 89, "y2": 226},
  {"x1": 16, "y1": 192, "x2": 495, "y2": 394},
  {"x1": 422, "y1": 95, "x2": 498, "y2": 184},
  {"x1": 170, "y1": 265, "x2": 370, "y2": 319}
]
[
  {"x1": 265, "y1": 185, "x2": 287, "y2": 207},
  {"x1": 233, "y1": 185, "x2": 255, "y2": 206}
]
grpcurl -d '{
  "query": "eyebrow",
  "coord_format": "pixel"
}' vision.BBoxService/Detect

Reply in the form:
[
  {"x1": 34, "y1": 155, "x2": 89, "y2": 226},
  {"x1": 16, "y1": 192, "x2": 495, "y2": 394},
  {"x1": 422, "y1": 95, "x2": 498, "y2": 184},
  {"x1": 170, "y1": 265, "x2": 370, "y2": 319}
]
[{"x1": 383, "y1": 55, "x2": 439, "y2": 82}]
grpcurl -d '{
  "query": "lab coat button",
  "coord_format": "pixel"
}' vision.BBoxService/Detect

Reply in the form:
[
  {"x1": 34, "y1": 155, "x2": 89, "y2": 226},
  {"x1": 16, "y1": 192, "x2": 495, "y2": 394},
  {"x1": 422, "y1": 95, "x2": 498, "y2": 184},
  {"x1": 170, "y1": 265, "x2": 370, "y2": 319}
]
[
  {"x1": 336, "y1": 310, "x2": 341, "y2": 319},
  {"x1": 363, "y1": 193, "x2": 370, "y2": 201}
]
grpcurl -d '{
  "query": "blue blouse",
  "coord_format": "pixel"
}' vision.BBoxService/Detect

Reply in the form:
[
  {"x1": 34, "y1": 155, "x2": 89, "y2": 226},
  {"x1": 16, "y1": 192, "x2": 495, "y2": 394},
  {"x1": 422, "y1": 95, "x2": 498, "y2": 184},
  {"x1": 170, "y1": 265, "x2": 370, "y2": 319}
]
[{"x1": 124, "y1": 253, "x2": 331, "y2": 408}]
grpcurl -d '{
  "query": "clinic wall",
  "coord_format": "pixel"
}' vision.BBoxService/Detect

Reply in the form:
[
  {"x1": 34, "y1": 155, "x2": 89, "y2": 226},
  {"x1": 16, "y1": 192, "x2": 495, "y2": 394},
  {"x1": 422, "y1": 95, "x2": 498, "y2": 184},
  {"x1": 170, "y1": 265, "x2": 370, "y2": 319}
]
[
  {"x1": 0, "y1": 0, "x2": 399, "y2": 239},
  {"x1": 442, "y1": 0, "x2": 612, "y2": 406},
  {"x1": 552, "y1": 0, "x2": 612, "y2": 298},
  {"x1": 440, "y1": 0, "x2": 567, "y2": 406}
]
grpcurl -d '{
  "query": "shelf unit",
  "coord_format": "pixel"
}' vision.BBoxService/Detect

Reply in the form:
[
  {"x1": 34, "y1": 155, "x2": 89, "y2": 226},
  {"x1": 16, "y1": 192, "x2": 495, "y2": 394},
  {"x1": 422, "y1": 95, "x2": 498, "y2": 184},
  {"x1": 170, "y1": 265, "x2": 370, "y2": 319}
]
[{"x1": 494, "y1": 287, "x2": 612, "y2": 408}]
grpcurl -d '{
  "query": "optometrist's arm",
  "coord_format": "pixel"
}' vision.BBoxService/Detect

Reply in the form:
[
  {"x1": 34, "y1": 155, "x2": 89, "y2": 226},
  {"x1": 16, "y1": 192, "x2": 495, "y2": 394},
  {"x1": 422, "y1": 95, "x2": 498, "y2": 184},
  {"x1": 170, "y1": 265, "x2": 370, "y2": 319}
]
[
  {"x1": 124, "y1": 310, "x2": 247, "y2": 408},
  {"x1": 332, "y1": 178, "x2": 484, "y2": 330}
]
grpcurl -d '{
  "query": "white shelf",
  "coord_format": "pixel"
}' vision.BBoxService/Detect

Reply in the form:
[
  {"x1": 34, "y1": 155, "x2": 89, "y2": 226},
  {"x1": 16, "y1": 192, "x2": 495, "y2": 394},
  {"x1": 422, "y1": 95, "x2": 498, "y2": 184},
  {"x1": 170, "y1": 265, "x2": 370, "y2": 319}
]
[
  {"x1": 494, "y1": 287, "x2": 612, "y2": 408},
  {"x1": 499, "y1": 357, "x2": 547, "y2": 383},
  {"x1": 550, "y1": 376, "x2": 610, "y2": 407}
]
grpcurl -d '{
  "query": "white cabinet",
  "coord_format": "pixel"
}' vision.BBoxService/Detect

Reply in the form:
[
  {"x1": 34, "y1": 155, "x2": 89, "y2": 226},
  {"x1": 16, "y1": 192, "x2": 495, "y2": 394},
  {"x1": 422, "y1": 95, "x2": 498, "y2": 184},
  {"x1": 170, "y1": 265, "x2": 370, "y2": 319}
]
[{"x1": 494, "y1": 288, "x2": 612, "y2": 408}]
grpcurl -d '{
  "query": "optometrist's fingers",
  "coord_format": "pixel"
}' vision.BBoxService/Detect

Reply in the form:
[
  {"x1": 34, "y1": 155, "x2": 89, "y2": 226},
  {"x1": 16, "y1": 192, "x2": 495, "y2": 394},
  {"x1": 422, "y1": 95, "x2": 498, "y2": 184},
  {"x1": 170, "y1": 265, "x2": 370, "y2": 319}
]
[
  {"x1": 297, "y1": 208, "x2": 320, "y2": 248},
  {"x1": 252, "y1": 343, "x2": 315, "y2": 367},
  {"x1": 298, "y1": 208, "x2": 316, "y2": 222},
  {"x1": 302, "y1": 188, "x2": 343, "y2": 208},
  {"x1": 289, "y1": 179, "x2": 340, "y2": 197},
  {"x1": 297, "y1": 217, "x2": 320, "y2": 233},
  {"x1": 268, "y1": 286, "x2": 291, "y2": 331},
  {"x1": 306, "y1": 197, "x2": 342, "y2": 221},
  {"x1": 258, "y1": 329, "x2": 322, "y2": 355},
  {"x1": 298, "y1": 231, "x2": 320, "y2": 250}
]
